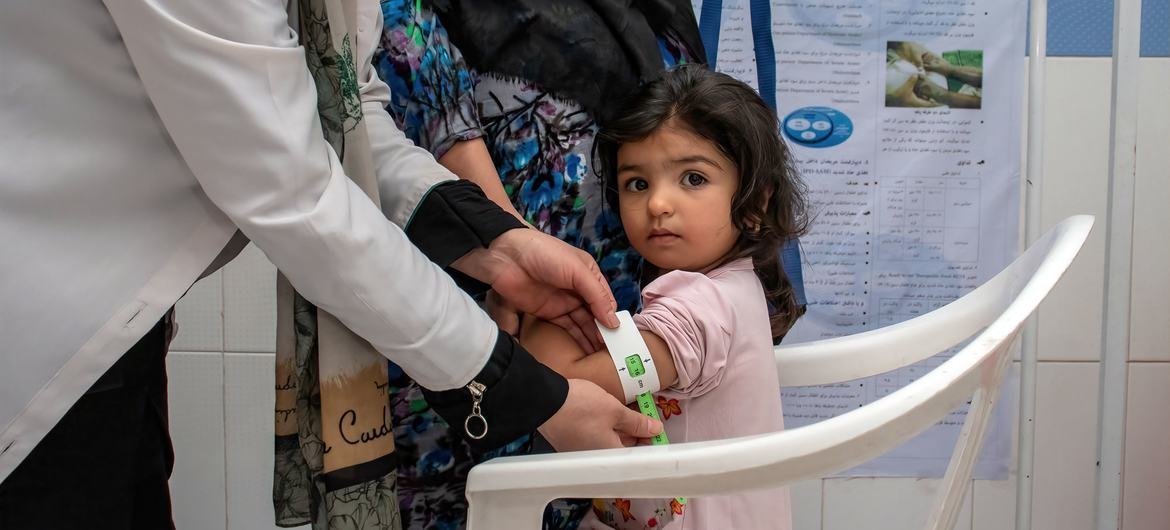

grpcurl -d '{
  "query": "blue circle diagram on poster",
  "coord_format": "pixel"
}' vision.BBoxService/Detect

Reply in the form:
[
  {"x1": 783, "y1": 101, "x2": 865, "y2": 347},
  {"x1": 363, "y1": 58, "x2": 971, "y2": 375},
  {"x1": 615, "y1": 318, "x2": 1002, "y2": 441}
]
[{"x1": 781, "y1": 106, "x2": 852, "y2": 148}]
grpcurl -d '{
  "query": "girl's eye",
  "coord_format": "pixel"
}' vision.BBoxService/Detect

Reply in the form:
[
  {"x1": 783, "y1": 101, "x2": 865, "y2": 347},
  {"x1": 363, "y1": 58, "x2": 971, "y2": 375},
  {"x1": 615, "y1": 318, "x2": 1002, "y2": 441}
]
[
  {"x1": 624, "y1": 178, "x2": 649, "y2": 192},
  {"x1": 683, "y1": 172, "x2": 707, "y2": 187}
]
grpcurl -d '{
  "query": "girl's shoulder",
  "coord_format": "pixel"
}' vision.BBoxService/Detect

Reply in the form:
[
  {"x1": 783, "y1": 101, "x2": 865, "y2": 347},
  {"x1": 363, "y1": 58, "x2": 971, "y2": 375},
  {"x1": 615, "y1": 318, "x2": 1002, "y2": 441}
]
[
  {"x1": 645, "y1": 257, "x2": 753, "y2": 289},
  {"x1": 642, "y1": 259, "x2": 758, "y2": 309},
  {"x1": 640, "y1": 269, "x2": 732, "y2": 333},
  {"x1": 642, "y1": 269, "x2": 721, "y2": 303},
  {"x1": 709, "y1": 259, "x2": 768, "y2": 303},
  {"x1": 703, "y1": 257, "x2": 756, "y2": 281}
]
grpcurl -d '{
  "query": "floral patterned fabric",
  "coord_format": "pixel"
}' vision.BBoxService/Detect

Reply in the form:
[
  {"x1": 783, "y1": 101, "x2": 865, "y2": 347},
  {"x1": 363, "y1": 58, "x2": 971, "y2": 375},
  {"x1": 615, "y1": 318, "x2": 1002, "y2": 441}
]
[
  {"x1": 375, "y1": 0, "x2": 481, "y2": 161},
  {"x1": 472, "y1": 74, "x2": 646, "y2": 309},
  {"x1": 373, "y1": 1, "x2": 694, "y2": 529},
  {"x1": 587, "y1": 497, "x2": 686, "y2": 530}
]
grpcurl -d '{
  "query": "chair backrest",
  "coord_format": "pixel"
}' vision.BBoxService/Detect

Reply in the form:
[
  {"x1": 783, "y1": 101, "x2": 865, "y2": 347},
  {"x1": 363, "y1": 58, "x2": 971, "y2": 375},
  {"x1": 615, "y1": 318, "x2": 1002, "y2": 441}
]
[
  {"x1": 776, "y1": 215, "x2": 1090, "y2": 387},
  {"x1": 464, "y1": 215, "x2": 1093, "y2": 530}
]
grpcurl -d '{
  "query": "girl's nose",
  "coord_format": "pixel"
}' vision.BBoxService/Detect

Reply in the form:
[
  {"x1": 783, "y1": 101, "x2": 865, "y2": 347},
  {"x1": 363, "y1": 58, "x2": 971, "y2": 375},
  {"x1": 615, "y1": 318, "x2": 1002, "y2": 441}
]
[{"x1": 647, "y1": 189, "x2": 674, "y2": 217}]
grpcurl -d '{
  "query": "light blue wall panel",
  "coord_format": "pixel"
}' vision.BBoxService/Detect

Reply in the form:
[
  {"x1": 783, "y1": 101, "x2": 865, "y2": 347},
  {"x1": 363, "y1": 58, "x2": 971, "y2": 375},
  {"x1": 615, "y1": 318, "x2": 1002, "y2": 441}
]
[{"x1": 1043, "y1": 0, "x2": 1169, "y2": 57}]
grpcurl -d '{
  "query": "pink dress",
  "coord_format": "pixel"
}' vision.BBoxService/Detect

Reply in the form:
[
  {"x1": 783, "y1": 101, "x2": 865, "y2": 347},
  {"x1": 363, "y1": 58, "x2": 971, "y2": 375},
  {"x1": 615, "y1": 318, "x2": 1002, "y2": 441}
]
[{"x1": 586, "y1": 258, "x2": 792, "y2": 530}]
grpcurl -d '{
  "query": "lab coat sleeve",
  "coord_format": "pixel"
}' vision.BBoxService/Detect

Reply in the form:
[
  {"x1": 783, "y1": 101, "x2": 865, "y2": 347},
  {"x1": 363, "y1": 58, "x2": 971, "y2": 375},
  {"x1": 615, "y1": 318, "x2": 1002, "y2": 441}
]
[
  {"x1": 353, "y1": 5, "x2": 455, "y2": 228},
  {"x1": 100, "y1": 0, "x2": 494, "y2": 391},
  {"x1": 351, "y1": 10, "x2": 524, "y2": 272}
]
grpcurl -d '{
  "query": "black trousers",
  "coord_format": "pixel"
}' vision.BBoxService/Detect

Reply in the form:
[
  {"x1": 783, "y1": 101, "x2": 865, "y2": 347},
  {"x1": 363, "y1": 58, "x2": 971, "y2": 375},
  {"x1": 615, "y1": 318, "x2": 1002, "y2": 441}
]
[{"x1": 0, "y1": 316, "x2": 175, "y2": 530}]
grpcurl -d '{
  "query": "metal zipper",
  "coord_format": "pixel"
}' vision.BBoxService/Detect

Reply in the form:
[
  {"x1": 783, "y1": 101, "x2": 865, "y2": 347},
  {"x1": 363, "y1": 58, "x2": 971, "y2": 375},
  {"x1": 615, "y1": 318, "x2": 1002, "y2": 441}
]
[{"x1": 463, "y1": 380, "x2": 488, "y2": 440}]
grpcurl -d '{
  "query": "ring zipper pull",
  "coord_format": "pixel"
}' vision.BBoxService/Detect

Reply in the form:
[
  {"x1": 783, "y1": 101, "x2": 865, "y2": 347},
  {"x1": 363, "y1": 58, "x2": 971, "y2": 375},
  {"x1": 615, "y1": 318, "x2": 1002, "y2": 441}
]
[{"x1": 464, "y1": 380, "x2": 488, "y2": 440}]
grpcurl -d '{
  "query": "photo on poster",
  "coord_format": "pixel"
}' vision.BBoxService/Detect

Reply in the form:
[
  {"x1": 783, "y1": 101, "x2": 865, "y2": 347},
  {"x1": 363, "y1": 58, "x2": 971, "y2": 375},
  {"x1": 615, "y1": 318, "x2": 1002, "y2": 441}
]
[{"x1": 885, "y1": 41, "x2": 983, "y2": 109}]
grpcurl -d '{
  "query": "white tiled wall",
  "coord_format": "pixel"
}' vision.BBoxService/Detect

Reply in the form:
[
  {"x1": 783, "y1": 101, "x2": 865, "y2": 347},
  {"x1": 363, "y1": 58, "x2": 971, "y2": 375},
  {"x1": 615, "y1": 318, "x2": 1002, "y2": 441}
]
[
  {"x1": 1035, "y1": 58, "x2": 1170, "y2": 364},
  {"x1": 222, "y1": 244, "x2": 278, "y2": 353},
  {"x1": 1034, "y1": 58, "x2": 1111, "y2": 363},
  {"x1": 168, "y1": 352, "x2": 227, "y2": 530},
  {"x1": 791, "y1": 480, "x2": 823, "y2": 530},
  {"x1": 1130, "y1": 60, "x2": 1170, "y2": 362},
  {"x1": 164, "y1": 58, "x2": 1170, "y2": 529},
  {"x1": 972, "y1": 476, "x2": 1016, "y2": 530},
  {"x1": 1031, "y1": 363, "x2": 1099, "y2": 530},
  {"x1": 223, "y1": 353, "x2": 306, "y2": 530},
  {"x1": 822, "y1": 478, "x2": 973, "y2": 530},
  {"x1": 1122, "y1": 364, "x2": 1170, "y2": 530},
  {"x1": 172, "y1": 271, "x2": 223, "y2": 353}
]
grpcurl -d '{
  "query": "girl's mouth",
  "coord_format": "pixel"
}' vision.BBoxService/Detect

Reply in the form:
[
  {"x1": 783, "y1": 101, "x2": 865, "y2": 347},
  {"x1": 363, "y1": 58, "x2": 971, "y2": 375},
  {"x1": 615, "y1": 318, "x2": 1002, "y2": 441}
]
[{"x1": 647, "y1": 230, "x2": 681, "y2": 244}]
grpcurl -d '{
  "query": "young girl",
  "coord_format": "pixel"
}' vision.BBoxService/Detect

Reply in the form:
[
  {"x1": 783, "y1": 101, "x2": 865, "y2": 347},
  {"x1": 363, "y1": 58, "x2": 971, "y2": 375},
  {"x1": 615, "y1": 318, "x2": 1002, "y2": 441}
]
[{"x1": 520, "y1": 65, "x2": 809, "y2": 530}]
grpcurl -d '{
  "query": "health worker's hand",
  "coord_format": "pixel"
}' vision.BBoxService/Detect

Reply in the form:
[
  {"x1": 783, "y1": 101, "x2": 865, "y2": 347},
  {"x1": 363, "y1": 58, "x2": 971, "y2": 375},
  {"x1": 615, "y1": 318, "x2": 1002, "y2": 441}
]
[
  {"x1": 451, "y1": 228, "x2": 617, "y2": 352},
  {"x1": 539, "y1": 379, "x2": 663, "y2": 450},
  {"x1": 485, "y1": 289, "x2": 522, "y2": 336}
]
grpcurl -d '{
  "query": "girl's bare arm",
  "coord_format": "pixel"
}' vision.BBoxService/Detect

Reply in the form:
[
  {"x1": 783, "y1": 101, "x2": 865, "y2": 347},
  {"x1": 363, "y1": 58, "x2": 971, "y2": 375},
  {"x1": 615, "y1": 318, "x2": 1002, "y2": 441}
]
[
  {"x1": 521, "y1": 314, "x2": 678, "y2": 403},
  {"x1": 438, "y1": 138, "x2": 526, "y2": 222}
]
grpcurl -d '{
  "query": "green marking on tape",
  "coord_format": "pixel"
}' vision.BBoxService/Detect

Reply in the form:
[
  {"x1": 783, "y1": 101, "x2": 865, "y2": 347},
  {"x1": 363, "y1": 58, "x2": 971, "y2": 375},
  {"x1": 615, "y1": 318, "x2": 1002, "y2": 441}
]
[{"x1": 625, "y1": 355, "x2": 646, "y2": 377}]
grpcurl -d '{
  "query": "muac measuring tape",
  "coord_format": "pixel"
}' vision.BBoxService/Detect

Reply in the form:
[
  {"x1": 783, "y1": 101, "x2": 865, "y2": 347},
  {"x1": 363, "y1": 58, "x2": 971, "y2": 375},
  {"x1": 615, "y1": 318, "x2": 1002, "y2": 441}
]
[{"x1": 597, "y1": 311, "x2": 687, "y2": 506}]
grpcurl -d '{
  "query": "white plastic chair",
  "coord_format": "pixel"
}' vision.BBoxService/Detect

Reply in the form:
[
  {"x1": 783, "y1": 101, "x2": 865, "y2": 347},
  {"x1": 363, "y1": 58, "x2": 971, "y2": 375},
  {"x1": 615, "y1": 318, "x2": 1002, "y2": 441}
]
[{"x1": 465, "y1": 215, "x2": 1094, "y2": 530}]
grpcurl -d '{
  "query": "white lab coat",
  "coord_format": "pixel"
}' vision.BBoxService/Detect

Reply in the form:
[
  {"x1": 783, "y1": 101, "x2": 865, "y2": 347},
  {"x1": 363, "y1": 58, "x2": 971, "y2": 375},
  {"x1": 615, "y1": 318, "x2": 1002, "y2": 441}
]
[{"x1": 0, "y1": 0, "x2": 499, "y2": 482}]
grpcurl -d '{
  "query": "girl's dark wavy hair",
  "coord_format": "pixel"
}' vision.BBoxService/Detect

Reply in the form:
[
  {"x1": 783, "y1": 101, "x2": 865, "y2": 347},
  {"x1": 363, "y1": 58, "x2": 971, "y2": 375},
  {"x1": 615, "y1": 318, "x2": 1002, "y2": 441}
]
[{"x1": 596, "y1": 65, "x2": 810, "y2": 342}]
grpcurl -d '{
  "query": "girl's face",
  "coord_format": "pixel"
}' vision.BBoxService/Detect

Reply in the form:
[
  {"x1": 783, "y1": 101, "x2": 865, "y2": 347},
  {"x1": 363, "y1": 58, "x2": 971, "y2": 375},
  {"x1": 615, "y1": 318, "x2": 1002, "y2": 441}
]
[{"x1": 615, "y1": 121, "x2": 740, "y2": 273}]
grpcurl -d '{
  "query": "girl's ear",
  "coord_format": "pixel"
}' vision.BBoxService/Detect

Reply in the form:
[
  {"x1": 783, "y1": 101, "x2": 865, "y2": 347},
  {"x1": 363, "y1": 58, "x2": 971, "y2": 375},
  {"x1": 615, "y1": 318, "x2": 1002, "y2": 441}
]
[
  {"x1": 740, "y1": 185, "x2": 774, "y2": 234},
  {"x1": 755, "y1": 185, "x2": 775, "y2": 224},
  {"x1": 759, "y1": 187, "x2": 774, "y2": 212}
]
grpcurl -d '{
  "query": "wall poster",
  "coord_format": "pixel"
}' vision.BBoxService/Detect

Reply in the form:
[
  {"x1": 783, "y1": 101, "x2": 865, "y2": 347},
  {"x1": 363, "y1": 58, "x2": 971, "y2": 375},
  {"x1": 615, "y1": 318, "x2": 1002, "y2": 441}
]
[{"x1": 697, "y1": 0, "x2": 1026, "y2": 478}]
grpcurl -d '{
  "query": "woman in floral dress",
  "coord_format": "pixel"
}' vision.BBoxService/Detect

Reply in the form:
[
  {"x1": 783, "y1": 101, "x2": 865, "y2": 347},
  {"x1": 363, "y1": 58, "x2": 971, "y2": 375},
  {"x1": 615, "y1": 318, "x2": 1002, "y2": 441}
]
[{"x1": 372, "y1": 1, "x2": 704, "y2": 528}]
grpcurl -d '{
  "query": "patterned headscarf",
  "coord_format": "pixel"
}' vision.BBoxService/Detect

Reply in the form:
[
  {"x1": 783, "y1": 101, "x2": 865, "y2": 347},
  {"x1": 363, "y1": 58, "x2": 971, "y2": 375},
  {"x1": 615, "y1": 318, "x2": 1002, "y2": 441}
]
[{"x1": 273, "y1": 1, "x2": 402, "y2": 528}]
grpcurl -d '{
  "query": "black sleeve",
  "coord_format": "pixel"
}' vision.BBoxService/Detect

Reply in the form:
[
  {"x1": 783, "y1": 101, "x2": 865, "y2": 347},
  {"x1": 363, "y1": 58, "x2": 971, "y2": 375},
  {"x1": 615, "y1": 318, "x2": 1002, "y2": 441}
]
[
  {"x1": 404, "y1": 179, "x2": 525, "y2": 268},
  {"x1": 422, "y1": 329, "x2": 569, "y2": 449},
  {"x1": 406, "y1": 181, "x2": 563, "y2": 445}
]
